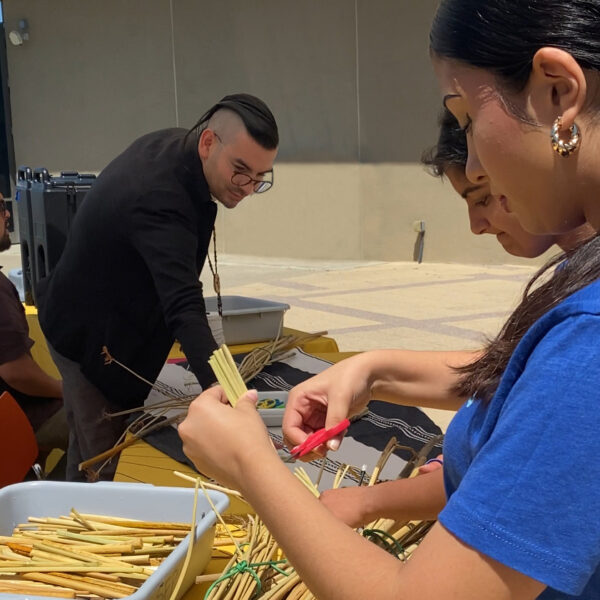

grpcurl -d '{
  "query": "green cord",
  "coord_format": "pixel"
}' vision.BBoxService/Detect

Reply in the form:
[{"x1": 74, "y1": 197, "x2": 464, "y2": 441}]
[
  {"x1": 204, "y1": 558, "x2": 289, "y2": 599},
  {"x1": 362, "y1": 528, "x2": 406, "y2": 559}
]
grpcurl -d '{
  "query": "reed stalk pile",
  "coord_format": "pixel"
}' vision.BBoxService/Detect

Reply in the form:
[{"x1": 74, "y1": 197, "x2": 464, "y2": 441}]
[
  {"x1": 0, "y1": 509, "x2": 192, "y2": 599},
  {"x1": 82, "y1": 331, "x2": 327, "y2": 479},
  {"x1": 197, "y1": 437, "x2": 437, "y2": 600}
]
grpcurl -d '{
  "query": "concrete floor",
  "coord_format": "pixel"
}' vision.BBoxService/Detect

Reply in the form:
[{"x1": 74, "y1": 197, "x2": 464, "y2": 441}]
[{"x1": 2, "y1": 245, "x2": 540, "y2": 431}]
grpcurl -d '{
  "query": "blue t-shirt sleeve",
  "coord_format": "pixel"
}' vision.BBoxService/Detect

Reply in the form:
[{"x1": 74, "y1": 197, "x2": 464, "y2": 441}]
[{"x1": 439, "y1": 314, "x2": 600, "y2": 596}]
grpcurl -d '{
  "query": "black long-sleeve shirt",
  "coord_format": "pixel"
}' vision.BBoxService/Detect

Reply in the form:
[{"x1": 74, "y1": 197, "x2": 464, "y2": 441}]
[{"x1": 38, "y1": 129, "x2": 218, "y2": 405}]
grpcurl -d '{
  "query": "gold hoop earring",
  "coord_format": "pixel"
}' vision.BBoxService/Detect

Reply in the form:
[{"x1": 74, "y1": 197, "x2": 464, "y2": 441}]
[{"x1": 551, "y1": 116, "x2": 581, "y2": 157}]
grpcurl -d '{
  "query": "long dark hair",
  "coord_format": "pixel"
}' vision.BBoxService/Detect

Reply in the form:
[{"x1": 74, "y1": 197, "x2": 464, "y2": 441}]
[
  {"x1": 421, "y1": 108, "x2": 467, "y2": 178},
  {"x1": 186, "y1": 93, "x2": 279, "y2": 149},
  {"x1": 431, "y1": 1, "x2": 600, "y2": 93},
  {"x1": 430, "y1": 0, "x2": 600, "y2": 403},
  {"x1": 452, "y1": 234, "x2": 600, "y2": 402}
]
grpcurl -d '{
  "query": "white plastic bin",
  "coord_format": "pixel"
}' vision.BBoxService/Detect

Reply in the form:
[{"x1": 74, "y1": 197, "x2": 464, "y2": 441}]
[
  {"x1": 0, "y1": 480, "x2": 228, "y2": 600},
  {"x1": 204, "y1": 296, "x2": 290, "y2": 344}
]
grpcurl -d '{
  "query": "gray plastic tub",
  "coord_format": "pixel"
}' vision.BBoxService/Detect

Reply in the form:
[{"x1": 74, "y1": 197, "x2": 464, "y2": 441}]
[
  {"x1": 0, "y1": 480, "x2": 228, "y2": 600},
  {"x1": 204, "y1": 295, "x2": 290, "y2": 344}
]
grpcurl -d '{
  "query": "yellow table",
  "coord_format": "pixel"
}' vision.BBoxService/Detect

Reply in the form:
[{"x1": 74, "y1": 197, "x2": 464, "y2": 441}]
[
  {"x1": 25, "y1": 306, "x2": 61, "y2": 378},
  {"x1": 23, "y1": 304, "x2": 339, "y2": 378}
]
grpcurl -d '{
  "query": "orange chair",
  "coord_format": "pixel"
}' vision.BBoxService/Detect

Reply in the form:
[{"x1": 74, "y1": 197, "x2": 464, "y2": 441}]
[{"x1": 0, "y1": 391, "x2": 40, "y2": 487}]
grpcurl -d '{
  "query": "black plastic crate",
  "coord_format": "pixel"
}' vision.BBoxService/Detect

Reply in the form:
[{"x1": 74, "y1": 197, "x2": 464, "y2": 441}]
[
  {"x1": 15, "y1": 166, "x2": 35, "y2": 305},
  {"x1": 30, "y1": 168, "x2": 96, "y2": 303}
]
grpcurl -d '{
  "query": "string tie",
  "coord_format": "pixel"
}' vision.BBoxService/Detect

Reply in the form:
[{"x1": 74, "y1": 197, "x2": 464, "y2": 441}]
[{"x1": 204, "y1": 558, "x2": 289, "y2": 598}]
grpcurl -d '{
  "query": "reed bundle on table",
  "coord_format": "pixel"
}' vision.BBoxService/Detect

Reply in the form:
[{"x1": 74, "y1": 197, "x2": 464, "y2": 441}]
[
  {"x1": 358, "y1": 438, "x2": 435, "y2": 561},
  {"x1": 0, "y1": 509, "x2": 192, "y2": 599},
  {"x1": 198, "y1": 436, "x2": 439, "y2": 600},
  {"x1": 81, "y1": 331, "x2": 327, "y2": 480}
]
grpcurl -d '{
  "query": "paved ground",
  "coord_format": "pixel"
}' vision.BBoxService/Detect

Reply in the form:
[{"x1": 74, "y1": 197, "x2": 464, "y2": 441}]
[{"x1": 2, "y1": 246, "x2": 540, "y2": 431}]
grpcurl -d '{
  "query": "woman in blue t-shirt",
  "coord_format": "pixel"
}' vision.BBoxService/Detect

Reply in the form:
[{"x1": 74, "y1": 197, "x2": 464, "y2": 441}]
[
  {"x1": 178, "y1": 1, "x2": 600, "y2": 598},
  {"x1": 314, "y1": 107, "x2": 596, "y2": 529}
]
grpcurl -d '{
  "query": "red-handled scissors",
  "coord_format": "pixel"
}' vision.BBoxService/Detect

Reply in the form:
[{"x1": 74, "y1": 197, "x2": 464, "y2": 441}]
[{"x1": 282, "y1": 418, "x2": 351, "y2": 462}]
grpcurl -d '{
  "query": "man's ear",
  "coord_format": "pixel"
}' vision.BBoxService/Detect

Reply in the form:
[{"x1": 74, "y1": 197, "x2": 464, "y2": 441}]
[
  {"x1": 528, "y1": 47, "x2": 587, "y2": 128},
  {"x1": 198, "y1": 128, "x2": 216, "y2": 161}
]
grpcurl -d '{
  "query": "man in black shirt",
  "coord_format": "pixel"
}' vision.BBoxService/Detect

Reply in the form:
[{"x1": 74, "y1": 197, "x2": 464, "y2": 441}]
[{"x1": 38, "y1": 93, "x2": 279, "y2": 481}]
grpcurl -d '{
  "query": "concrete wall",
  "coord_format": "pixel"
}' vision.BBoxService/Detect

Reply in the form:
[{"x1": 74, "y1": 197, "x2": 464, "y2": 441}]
[
  {"x1": 2, "y1": 1, "x2": 544, "y2": 266},
  {"x1": 218, "y1": 163, "x2": 549, "y2": 266}
]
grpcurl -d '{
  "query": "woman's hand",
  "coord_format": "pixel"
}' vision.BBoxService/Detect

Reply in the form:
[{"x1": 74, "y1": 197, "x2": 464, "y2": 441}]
[
  {"x1": 418, "y1": 454, "x2": 444, "y2": 474},
  {"x1": 283, "y1": 348, "x2": 471, "y2": 457},
  {"x1": 283, "y1": 355, "x2": 373, "y2": 457},
  {"x1": 321, "y1": 470, "x2": 447, "y2": 527},
  {"x1": 178, "y1": 386, "x2": 275, "y2": 490}
]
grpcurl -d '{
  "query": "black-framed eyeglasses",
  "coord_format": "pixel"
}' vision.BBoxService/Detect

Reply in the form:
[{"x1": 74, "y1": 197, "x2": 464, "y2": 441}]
[
  {"x1": 213, "y1": 132, "x2": 274, "y2": 193},
  {"x1": 231, "y1": 171, "x2": 273, "y2": 194}
]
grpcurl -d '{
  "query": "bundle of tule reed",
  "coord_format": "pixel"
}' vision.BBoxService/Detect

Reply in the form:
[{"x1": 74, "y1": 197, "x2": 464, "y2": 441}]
[
  {"x1": 191, "y1": 436, "x2": 438, "y2": 600},
  {"x1": 0, "y1": 509, "x2": 192, "y2": 599}
]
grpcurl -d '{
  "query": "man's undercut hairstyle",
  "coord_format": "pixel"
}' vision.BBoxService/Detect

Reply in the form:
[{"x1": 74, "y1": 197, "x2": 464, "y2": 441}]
[
  {"x1": 422, "y1": 108, "x2": 467, "y2": 178},
  {"x1": 188, "y1": 93, "x2": 279, "y2": 150}
]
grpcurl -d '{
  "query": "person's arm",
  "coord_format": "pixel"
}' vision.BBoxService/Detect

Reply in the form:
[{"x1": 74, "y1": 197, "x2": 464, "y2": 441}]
[
  {"x1": 318, "y1": 469, "x2": 446, "y2": 529},
  {"x1": 283, "y1": 349, "x2": 477, "y2": 450},
  {"x1": 178, "y1": 389, "x2": 545, "y2": 600},
  {"x1": 368, "y1": 349, "x2": 477, "y2": 408},
  {"x1": 0, "y1": 352, "x2": 62, "y2": 398},
  {"x1": 129, "y1": 190, "x2": 218, "y2": 388}
]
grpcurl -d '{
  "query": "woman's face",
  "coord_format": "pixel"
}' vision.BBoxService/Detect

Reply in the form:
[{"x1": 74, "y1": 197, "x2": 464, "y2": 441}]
[
  {"x1": 445, "y1": 166, "x2": 555, "y2": 258},
  {"x1": 433, "y1": 58, "x2": 587, "y2": 235}
]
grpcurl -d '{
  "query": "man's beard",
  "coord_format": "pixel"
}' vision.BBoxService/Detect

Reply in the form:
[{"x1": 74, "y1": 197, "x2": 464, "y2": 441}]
[{"x1": 0, "y1": 230, "x2": 11, "y2": 251}]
